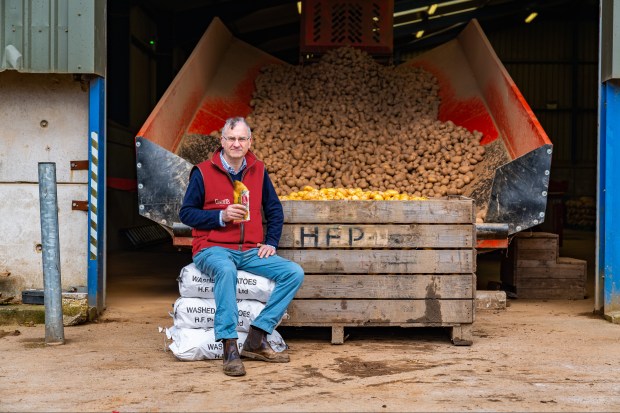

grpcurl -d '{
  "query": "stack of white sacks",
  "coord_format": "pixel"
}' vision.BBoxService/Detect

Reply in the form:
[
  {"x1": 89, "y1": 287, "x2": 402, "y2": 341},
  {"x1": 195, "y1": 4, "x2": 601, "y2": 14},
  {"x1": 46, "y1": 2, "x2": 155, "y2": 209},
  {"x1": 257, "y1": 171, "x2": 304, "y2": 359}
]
[{"x1": 163, "y1": 263, "x2": 288, "y2": 361}]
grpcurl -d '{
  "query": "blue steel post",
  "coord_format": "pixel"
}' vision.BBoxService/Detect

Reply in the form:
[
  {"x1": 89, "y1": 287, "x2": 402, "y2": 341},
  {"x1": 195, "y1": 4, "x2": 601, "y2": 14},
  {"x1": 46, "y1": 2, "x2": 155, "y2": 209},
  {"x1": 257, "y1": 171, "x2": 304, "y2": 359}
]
[
  {"x1": 598, "y1": 80, "x2": 620, "y2": 320},
  {"x1": 38, "y1": 162, "x2": 65, "y2": 345},
  {"x1": 88, "y1": 77, "x2": 106, "y2": 312}
]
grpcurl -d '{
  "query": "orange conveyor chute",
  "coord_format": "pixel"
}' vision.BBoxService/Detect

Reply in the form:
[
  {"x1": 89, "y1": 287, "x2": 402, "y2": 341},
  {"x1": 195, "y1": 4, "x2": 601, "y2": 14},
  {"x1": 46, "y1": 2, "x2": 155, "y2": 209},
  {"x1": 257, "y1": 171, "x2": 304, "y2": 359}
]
[{"x1": 135, "y1": 18, "x2": 552, "y2": 238}]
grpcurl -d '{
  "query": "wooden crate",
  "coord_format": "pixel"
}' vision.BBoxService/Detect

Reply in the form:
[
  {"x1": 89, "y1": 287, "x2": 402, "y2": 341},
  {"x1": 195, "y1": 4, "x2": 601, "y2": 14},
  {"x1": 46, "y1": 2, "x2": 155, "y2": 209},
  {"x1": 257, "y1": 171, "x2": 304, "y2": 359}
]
[
  {"x1": 500, "y1": 232, "x2": 587, "y2": 299},
  {"x1": 278, "y1": 198, "x2": 476, "y2": 345}
]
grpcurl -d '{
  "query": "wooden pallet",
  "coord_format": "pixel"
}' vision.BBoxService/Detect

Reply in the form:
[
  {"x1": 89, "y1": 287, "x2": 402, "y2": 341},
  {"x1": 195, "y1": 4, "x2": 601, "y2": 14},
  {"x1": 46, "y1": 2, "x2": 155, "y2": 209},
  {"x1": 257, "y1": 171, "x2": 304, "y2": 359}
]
[
  {"x1": 278, "y1": 198, "x2": 476, "y2": 345},
  {"x1": 500, "y1": 232, "x2": 587, "y2": 299}
]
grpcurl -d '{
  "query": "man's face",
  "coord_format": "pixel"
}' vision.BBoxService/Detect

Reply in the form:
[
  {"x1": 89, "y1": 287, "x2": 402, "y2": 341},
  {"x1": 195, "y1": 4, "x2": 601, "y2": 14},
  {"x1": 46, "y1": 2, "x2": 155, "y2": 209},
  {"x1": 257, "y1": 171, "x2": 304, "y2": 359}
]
[{"x1": 221, "y1": 123, "x2": 252, "y2": 163}]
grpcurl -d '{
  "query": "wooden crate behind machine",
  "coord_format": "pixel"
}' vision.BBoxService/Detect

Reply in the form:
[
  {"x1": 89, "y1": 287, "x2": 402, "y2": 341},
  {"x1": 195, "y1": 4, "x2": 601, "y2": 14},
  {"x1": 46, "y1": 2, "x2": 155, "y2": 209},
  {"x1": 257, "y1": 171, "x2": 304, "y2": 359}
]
[
  {"x1": 278, "y1": 198, "x2": 476, "y2": 345},
  {"x1": 500, "y1": 232, "x2": 587, "y2": 299}
]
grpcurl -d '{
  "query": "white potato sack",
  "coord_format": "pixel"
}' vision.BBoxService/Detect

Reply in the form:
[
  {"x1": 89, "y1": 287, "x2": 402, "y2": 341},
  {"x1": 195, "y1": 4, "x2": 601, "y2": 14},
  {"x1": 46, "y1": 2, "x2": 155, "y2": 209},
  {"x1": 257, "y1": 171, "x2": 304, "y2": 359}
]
[
  {"x1": 177, "y1": 263, "x2": 275, "y2": 303},
  {"x1": 163, "y1": 326, "x2": 288, "y2": 361},
  {"x1": 172, "y1": 297, "x2": 266, "y2": 332}
]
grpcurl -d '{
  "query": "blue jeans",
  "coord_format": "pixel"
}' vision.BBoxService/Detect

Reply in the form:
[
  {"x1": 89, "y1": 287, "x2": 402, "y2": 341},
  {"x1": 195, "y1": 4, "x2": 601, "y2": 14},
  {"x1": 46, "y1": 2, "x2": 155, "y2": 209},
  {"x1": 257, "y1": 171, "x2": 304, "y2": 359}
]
[{"x1": 193, "y1": 246, "x2": 304, "y2": 341}]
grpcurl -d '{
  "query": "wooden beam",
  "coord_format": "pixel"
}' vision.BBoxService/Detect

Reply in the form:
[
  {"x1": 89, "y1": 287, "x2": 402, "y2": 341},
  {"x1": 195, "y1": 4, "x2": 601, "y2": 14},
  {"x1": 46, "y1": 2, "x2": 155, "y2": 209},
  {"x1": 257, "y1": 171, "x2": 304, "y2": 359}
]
[
  {"x1": 284, "y1": 299, "x2": 474, "y2": 324},
  {"x1": 278, "y1": 249, "x2": 475, "y2": 274},
  {"x1": 281, "y1": 199, "x2": 474, "y2": 224},
  {"x1": 295, "y1": 273, "x2": 475, "y2": 299},
  {"x1": 279, "y1": 224, "x2": 474, "y2": 248}
]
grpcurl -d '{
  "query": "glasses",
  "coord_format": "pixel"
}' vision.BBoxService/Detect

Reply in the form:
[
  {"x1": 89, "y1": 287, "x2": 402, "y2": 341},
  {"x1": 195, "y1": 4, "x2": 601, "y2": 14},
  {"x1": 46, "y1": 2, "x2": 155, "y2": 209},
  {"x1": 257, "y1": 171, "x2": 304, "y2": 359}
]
[{"x1": 222, "y1": 136, "x2": 251, "y2": 143}]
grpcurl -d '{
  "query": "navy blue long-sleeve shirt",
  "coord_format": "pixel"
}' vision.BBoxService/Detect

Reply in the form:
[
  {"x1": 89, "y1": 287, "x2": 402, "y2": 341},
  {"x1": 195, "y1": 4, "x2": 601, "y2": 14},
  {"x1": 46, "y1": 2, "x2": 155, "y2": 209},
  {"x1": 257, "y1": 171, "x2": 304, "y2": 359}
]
[{"x1": 179, "y1": 166, "x2": 284, "y2": 248}]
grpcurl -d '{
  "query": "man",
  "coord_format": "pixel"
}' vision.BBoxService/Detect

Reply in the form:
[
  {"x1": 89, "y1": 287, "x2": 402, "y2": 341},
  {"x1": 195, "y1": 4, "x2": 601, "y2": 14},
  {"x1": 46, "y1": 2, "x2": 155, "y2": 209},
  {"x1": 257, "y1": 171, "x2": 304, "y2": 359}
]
[{"x1": 179, "y1": 116, "x2": 304, "y2": 377}]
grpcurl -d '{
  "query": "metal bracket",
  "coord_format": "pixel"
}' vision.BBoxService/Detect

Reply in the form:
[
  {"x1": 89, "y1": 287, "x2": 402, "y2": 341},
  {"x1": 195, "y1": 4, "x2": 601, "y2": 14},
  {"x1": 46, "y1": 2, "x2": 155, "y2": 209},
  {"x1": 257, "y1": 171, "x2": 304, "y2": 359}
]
[
  {"x1": 70, "y1": 160, "x2": 88, "y2": 170},
  {"x1": 72, "y1": 201, "x2": 88, "y2": 211}
]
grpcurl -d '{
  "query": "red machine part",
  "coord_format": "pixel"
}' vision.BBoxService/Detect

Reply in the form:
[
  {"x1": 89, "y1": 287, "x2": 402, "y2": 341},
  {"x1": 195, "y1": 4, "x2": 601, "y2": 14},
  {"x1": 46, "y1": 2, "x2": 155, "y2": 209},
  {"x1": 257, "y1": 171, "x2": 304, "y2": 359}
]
[
  {"x1": 410, "y1": 20, "x2": 551, "y2": 156},
  {"x1": 416, "y1": 61, "x2": 500, "y2": 146},
  {"x1": 136, "y1": 18, "x2": 282, "y2": 154},
  {"x1": 476, "y1": 239, "x2": 509, "y2": 249},
  {"x1": 187, "y1": 64, "x2": 264, "y2": 135}
]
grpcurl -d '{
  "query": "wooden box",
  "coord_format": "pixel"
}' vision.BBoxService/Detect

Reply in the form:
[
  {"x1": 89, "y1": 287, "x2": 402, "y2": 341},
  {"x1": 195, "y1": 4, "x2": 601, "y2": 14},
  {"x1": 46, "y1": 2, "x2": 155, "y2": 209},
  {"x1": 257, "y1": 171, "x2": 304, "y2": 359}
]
[
  {"x1": 501, "y1": 232, "x2": 587, "y2": 299},
  {"x1": 278, "y1": 198, "x2": 476, "y2": 345}
]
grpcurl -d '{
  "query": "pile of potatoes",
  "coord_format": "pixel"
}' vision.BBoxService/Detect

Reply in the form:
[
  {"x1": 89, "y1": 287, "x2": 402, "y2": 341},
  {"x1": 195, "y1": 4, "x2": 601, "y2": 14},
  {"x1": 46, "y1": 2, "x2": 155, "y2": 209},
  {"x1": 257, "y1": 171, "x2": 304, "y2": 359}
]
[
  {"x1": 280, "y1": 186, "x2": 428, "y2": 201},
  {"x1": 231, "y1": 46, "x2": 486, "y2": 198}
]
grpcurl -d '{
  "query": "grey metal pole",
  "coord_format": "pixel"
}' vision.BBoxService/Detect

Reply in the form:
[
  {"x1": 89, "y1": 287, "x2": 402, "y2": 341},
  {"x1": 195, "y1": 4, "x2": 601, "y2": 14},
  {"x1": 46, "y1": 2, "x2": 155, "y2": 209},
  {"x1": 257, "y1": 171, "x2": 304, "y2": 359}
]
[{"x1": 38, "y1": 162, "x2": 65, "y2": 345}]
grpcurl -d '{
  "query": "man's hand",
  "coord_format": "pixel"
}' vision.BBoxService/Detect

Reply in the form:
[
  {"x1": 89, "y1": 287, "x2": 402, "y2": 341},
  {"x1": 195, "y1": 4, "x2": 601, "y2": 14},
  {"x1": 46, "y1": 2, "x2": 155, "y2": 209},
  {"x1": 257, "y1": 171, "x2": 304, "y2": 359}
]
[
  {"x1": 257, "y1": 244, "x2": 276, "y2": 259},
  {"x1": 221, "y1": 204, "x2": 248, "y2": 222}
]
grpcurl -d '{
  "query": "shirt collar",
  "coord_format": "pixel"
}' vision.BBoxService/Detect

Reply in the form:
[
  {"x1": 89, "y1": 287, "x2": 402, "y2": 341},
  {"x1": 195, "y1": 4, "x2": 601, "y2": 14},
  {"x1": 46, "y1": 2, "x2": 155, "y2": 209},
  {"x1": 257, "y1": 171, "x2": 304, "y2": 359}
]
[{"x1": 219, "y1": 151, "x2": 246, "y2": 175}]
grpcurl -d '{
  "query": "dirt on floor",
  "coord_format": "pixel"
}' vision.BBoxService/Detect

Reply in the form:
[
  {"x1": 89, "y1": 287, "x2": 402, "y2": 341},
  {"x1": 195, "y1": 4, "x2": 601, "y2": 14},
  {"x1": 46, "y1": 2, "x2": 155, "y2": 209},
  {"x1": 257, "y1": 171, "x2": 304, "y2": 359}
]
[
  {"x1": 1, "y1": 231, "x2": 619, "y2": 412},
  {"x1": 1, "y1": 297, "x2": 619, "y2": 412}
]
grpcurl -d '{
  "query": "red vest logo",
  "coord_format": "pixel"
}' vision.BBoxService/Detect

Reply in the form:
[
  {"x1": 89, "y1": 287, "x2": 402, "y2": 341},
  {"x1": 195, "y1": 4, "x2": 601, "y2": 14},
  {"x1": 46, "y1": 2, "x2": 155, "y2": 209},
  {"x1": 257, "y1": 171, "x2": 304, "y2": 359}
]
[{"x1": 214, "y1": 199, "x2": 231, "y2": 205}]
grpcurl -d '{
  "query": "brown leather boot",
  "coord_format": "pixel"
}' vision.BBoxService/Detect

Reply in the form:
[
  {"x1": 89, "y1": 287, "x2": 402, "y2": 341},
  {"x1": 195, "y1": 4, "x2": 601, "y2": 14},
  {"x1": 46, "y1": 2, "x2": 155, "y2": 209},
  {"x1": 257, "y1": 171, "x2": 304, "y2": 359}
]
[
  {"x1": 222, "y1": 339, "x2": 246, "y2": 376},
  {"x1": 240, "y1": 326, "x2": 290, "y2": 363}
]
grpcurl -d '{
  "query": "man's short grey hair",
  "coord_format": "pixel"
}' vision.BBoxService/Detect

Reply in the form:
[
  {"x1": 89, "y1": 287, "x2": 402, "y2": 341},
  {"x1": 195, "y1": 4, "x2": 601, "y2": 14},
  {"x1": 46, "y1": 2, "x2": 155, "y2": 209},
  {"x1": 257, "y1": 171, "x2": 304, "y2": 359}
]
[{"x1": 222, "y1": 117, "x2": 252, "y2": 138}]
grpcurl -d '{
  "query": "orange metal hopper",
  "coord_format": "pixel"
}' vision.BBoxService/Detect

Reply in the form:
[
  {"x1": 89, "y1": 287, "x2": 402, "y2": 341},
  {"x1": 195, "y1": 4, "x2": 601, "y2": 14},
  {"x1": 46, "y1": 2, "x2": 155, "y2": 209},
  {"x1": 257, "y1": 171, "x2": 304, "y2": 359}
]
[{"x1": 135, "y1": 18, "x2": 552, "y2": 247}]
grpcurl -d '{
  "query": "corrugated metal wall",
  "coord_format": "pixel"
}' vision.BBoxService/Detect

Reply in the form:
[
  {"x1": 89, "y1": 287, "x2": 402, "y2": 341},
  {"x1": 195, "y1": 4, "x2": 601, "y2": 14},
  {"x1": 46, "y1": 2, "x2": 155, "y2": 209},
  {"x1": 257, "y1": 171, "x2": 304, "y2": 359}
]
[
  {"x1": 487, "y1": 19, "x2": 598, "y2": 196},
  {"x1": 0, "y1": 0, "x2": 106, "y2": 75}
]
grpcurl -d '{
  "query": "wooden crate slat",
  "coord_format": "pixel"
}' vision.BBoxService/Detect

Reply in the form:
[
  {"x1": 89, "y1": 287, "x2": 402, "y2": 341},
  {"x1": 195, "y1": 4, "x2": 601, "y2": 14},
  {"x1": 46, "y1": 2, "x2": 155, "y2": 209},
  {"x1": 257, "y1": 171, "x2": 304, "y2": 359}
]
[
  {"x1": 515, "y1": 263, "x2": 587, "y2": 279},
  {"x1": 279, "y1": 224, "x2": 474, "y2": 248},
  {"x1": 516, "y1": 249, "x2": 558, "y2": 261},
  {"x1": 284, "y1": 299, "x2": 474, "y2": 324},
  {"x1": 282, "y1": 321, "x2": 469, "y2": 328},
  {"x1": 281, "y1": 199, "x2": 474, "y2": 224},
  {"x1": 278, "y1": 249, "x2": 475, "y2": 274},
  {"x1": 515, "y1": 232, "x2": 559, "y2": 239},
  {"x1": 516, "y1": 288, "x2": 586, "y2": 299},
  {"x1": 516, "y1": 259, "x2": 558, "y2": 268},
  {"x1": 514, "y1": 238, "x2": 558, "y2": 250},
  {"x1": 516, "y1": 278, "x2": 585, "y2": 289},
  {"x1": 557, "y1": 257, "x2": 588, "y2": 265},
  {"x1": 295, "y1": 274, "x2": 475, "y2": 299}
]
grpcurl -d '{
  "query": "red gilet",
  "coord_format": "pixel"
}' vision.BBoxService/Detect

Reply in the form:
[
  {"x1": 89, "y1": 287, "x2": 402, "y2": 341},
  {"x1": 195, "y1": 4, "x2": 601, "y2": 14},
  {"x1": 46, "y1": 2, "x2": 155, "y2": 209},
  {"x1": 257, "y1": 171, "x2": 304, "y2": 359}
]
[{"x1": 191, "y1": 149, "x2": 265, "y2": 256}]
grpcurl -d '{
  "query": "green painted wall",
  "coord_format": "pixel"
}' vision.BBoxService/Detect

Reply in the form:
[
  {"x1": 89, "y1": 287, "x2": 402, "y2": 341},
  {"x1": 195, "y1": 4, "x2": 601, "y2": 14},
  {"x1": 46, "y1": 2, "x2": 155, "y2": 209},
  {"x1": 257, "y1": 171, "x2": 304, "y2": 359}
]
[{"x1": 0, "y1": 0, "x2": 105, "y2": 75}]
